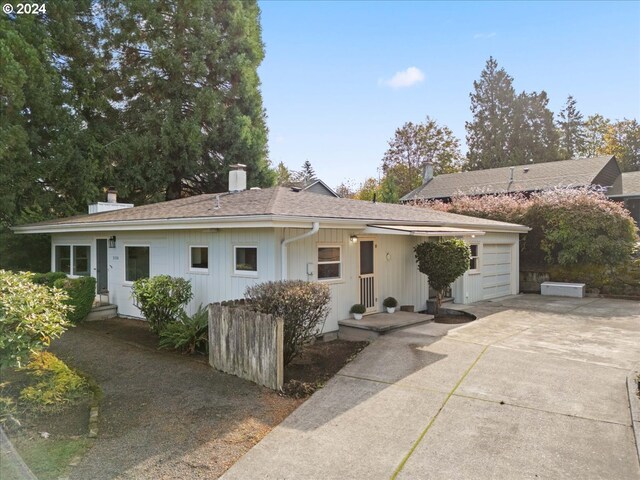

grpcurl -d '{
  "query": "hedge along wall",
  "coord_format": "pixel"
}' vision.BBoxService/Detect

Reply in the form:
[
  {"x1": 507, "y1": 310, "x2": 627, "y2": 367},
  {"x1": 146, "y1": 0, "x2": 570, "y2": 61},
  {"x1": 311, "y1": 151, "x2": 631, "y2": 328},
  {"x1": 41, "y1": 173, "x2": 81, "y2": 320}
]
[
  {"x1": 54, "y1": 276, "x2": 96, "y2": 324},
  {"x1": 208, "y1": 304, "x2": 284, "y2": 390}
]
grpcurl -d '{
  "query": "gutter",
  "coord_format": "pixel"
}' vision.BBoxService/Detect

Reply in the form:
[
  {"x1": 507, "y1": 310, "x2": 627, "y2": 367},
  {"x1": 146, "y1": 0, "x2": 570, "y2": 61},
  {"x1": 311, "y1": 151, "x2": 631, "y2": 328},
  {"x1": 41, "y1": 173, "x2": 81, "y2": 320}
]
[{"x1": 281, "y1": 222, "x2": 320, "y2": 280}]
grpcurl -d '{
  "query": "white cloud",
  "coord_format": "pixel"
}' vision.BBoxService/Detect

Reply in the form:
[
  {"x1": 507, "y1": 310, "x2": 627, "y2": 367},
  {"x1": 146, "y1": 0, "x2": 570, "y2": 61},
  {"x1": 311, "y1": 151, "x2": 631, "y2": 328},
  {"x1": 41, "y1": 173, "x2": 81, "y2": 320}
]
[
  {"x1": 380, "y1": 66, "x2": 425, "y2": 89},
  {"x1": 474, "y1": 32, "x2": 497, "y2": 39}
]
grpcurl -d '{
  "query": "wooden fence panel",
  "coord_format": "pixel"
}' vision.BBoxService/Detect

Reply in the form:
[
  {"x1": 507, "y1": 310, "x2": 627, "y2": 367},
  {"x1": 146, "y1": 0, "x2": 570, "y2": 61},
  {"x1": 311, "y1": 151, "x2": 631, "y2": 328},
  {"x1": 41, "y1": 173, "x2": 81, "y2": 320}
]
[{"x1": 208, "y1": 304, "x2": 283, "y2": 390}]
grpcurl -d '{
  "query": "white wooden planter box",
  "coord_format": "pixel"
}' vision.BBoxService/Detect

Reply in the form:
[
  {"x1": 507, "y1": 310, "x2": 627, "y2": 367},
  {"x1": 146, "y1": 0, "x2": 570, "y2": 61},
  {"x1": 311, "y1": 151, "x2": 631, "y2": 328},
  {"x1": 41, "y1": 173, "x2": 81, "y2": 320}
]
[{"x1": 541, "y1": 282, "x2": 586, "y2": 298}]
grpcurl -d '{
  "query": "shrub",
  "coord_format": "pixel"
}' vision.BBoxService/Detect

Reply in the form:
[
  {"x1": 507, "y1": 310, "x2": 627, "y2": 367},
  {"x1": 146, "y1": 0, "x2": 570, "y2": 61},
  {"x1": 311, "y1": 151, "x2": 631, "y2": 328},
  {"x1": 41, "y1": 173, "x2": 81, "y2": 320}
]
[
  {"x1": 349, "y1": 303, "x2": 366, "y2": 314},
  {"x1": 19, "y1": 352, "x2": 91, "y2": 409},
  {"x1": 159, "y1": 305, "x2": 209, "y2": 354},
  {"x1": 31, "y1": 272, "x2": 68, "y2": 288},
  {"x1": 415, "y1": 239, "x2": 470, "y2": 314},
  {"x1": 131, "y1": 275, "x2": 193, "y2": 334},
  {"x1": 0, "y1": 395, "x2": 16, "y2": 424},
  {"x1": 54, "y1": 276, "x2": 96, "y2": 324},
  {"x1": 383, "y1": 297, "x2": 398, "y2": 308},
  {"x1": 0, "y1": 270, "x2": 70, "y2": 369},
  {"x1": 245, "y1": 281, "x2": 331, "y2": 366},
  {"x1": 424, "y1": 188, "x2": 638, "y2": 269}
]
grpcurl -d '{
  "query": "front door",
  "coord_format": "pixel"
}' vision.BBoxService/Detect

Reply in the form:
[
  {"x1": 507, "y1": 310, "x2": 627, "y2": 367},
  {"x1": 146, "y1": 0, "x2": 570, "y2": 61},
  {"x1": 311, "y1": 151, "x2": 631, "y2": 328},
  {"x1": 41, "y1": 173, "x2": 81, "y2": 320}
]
[
  {"x1": 358, "y1": 239, "x2": 377, "y2": 313},
  {"x1": 96, "y1": 239, "x2": 108, "y2": 293}
]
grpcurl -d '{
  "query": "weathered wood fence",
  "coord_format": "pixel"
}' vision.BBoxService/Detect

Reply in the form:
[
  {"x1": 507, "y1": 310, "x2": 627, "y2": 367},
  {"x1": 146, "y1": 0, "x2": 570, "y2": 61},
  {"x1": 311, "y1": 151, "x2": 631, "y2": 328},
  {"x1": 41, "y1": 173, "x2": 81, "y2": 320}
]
[{"x1": 208, "y1": 304, "x2": 284, "y2": 390}]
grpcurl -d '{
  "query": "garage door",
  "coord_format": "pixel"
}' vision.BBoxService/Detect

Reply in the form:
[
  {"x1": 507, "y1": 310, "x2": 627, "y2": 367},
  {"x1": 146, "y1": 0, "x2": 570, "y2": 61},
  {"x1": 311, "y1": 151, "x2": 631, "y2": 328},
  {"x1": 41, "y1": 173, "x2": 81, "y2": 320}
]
[{"x1": 482, "y1": 244, "x2": 513, "y2": 299}]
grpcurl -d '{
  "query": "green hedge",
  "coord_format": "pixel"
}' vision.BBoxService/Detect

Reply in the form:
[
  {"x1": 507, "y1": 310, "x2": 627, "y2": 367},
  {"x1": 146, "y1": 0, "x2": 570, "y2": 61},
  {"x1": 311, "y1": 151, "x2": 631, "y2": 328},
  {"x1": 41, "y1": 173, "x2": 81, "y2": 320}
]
[
  {"x1": 54, "y1": 276, "x2": 96, "y2": 324},
  {"x1": 31, "y1": 272, "x2": 68, "y2": 287}
]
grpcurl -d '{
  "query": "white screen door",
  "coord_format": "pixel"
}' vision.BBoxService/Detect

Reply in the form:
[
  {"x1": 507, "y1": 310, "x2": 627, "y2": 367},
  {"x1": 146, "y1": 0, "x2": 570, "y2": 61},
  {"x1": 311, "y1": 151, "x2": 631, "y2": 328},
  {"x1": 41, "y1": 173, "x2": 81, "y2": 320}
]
[{"x1": 359, "y1": 239, "x2": 377, "y2": 313}]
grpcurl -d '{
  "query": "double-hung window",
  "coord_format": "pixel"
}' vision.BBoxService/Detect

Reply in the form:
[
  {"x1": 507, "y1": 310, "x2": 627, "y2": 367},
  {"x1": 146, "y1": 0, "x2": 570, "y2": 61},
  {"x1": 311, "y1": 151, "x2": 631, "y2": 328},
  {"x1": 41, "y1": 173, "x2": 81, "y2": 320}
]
[
  {"x1": 468, "y1": 244, "x2": 480, "y2": 273},
  {"x1": 317, "y1": 246, "x2": 341, "y2": 281}
]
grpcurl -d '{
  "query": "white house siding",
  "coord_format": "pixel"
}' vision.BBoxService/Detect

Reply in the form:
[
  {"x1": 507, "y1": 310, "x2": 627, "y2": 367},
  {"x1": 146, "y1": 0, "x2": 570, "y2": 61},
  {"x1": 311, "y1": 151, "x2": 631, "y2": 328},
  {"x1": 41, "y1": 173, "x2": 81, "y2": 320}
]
[
  {"x1": 452, "y1": 232, "x2": 520, "y2": 304},
  {"x1": 280, "y1": 228, "x2": 430, "y2": 333},
  {"x1": 51, "y1": 229, "x2": 277, "y2": 318}
]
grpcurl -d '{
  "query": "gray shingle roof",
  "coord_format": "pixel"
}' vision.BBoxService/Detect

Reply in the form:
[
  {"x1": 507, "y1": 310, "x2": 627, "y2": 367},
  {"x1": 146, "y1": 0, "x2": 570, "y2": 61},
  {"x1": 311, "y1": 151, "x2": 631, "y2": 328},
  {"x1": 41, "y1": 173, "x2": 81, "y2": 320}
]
[
  {"x1": 17, "y1": 187, "x2": 527, "y2": 232},
  {"x1": 609, "y1": 171, "x2": 640, "y2": 197},
  {"x1": 401, "y1": 156, "x2": 618, "y2": 201}
]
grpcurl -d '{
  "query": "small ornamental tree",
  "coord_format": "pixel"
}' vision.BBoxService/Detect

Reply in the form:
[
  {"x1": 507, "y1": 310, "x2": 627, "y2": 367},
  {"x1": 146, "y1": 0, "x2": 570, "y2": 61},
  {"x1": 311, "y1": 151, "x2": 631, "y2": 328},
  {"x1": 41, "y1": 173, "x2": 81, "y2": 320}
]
[
  {"x1": 131, "y1": 275, "x2": 193, "y2": 334},
  {"x1": 414, "y1": 240, "x2": 471, "y2": 314},
  {"x1": 245, "y1": 281, "x2": 331, "y2": 366},
  {"x1": 0, "y1": 270, "x2": 70, "y2": 368}
]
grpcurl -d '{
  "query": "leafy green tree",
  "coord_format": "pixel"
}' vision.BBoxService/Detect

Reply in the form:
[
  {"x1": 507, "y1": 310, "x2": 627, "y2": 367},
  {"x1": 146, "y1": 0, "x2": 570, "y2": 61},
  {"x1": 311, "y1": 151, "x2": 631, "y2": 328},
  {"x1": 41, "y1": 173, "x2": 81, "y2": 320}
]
[
  {"x1": 465, "y1": 57, "x2": 517, "y2": 170},
  {"x1": 100, "y1": 0, "x2": 273, "y2": 202},
  {"x1": 382, "y1": 117, "x2": 462, "y2": 196},
  {"x1": 581, "y1": 114, "x2": 611, "y2": 157},
  {"x1": 600, "y1": 119, "x2": 640, "y2": 172},
  {"x1": 414, "y1": 240, "x2": 470, "y2": 314},
  {"x1": 354, "y1": 178, "x2": 380, "y2": 201},
  {"x1": 558, "y1": 95, "x2": 585, "y2": 159}
]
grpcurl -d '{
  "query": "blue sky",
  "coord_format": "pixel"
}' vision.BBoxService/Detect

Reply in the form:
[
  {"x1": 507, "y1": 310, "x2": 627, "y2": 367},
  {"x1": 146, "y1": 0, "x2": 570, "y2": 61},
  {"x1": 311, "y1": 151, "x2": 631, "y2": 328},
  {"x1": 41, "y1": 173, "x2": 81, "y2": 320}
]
[{"x1": 258, "y1": 1, "x2": 640, "y2": 189}]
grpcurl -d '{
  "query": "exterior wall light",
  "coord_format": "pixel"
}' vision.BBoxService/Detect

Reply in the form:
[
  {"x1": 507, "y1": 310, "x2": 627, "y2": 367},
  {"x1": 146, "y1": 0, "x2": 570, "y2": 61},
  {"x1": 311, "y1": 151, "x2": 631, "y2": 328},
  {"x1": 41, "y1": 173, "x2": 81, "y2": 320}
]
[
  {"x1": 350, "y1": 235, "x2": 358, "y2": 244},
  {"x1": 109, "y1": 236, "x2": 116, "y2": 248}
]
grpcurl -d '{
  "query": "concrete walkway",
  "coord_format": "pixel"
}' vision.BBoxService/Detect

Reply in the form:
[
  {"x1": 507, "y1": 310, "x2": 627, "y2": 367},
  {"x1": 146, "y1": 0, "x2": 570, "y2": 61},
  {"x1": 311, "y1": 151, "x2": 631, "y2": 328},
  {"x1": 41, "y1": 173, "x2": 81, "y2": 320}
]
[{"x1": 222, "y1": 295, "x2": 640, "y2": 479}]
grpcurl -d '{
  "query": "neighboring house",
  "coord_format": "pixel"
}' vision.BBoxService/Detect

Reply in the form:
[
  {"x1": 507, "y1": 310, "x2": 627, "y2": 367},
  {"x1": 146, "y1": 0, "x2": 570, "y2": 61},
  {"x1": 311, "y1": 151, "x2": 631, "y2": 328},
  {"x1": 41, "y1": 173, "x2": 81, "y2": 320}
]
[
  {"x1": 401, "y1": 156, "x2": 621, "y2": 203},
  {"x1": 607, "y1": 171, "x2": 640, "y2": 226},
  {"x1": 15, "y1": 165, "x2": 528, "y2": 335},
  {"x1": 298, "y1": 179, "x2": 339, "y2": 197}
]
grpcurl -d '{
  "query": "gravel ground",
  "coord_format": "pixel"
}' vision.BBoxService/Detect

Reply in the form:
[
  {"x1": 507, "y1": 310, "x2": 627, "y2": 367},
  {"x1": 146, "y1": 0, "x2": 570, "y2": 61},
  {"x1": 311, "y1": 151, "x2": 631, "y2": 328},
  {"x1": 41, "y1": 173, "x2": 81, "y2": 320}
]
[{"x1": 50, "y1": 321, "x2": 301, "y2": 480}]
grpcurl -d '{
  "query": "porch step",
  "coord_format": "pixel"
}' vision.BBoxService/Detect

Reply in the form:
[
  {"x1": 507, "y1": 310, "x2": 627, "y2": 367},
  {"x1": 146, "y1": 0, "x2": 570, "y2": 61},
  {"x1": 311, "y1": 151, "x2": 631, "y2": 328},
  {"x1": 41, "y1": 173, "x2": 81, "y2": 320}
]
[
  {"x1": 85, "y1": 304, "x2": 117, "y2": 322},
  {"x1": 338, "y1": 311, "x2": 434, "y2": 342}
]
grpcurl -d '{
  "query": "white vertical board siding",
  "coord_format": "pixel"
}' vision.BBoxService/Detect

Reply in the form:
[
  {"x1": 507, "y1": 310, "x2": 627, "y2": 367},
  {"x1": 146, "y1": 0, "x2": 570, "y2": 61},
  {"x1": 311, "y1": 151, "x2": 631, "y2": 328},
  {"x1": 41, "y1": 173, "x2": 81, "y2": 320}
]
[
  {"x1": 454, "y1": 232, "x2": 520, "y2": 304},
  {"x1": 52, "y1": 229, "x2": 277, "y2": 319},
  {"x1": 282, "y1": 228, "x2": 429, "y2": 333}
]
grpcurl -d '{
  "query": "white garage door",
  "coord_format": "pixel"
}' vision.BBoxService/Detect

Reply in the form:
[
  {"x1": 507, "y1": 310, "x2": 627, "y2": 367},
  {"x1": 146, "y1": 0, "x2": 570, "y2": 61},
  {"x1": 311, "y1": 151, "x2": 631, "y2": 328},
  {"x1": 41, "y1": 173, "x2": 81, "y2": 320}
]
[{"x1": 482, "y1": 244, "x2": 513, "y2": 300}]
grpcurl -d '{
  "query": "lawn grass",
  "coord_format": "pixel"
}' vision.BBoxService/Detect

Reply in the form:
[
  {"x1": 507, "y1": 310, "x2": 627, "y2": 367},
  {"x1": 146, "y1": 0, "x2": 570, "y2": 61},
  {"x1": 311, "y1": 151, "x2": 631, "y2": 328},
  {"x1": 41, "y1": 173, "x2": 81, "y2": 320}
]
[{"x1": 1, "y1": 435, "x2": 92, "y2": 480}]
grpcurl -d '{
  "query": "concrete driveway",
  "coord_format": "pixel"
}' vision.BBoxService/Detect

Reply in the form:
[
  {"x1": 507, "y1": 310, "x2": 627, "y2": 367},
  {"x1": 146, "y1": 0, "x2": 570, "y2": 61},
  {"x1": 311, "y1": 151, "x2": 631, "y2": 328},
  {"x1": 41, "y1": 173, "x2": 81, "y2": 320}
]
[{"x1": 222, "y1": 295, "x2": 640, "y2": 479}]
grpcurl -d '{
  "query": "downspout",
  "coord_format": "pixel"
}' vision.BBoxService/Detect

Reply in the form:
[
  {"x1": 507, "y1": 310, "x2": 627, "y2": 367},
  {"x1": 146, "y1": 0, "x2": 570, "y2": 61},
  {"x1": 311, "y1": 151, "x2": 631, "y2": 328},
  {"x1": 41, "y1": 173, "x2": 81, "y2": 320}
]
[{"x1": 281, "y1": 222, "x2": 320, "y2": 280}]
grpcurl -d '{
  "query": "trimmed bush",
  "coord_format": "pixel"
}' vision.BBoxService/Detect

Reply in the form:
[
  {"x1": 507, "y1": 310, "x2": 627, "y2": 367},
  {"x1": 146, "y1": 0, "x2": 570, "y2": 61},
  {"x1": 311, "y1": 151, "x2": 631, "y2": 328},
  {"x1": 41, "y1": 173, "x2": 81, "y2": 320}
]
[
  {"x1": 31, "y1": 271, "x2": 68, "y2": 288},
  {"x1": 0, "y1": 270, "x2": 70, "y2": 368},
  {"x1": 349, "y1": 303, "x2": 366, "y2": 314},
  {"x1": 159, "y1": 305, "x2": 209, "y2": 354},
  {"x1": 383, "y1": 297, "x2": 398, "y2": 308},
  {"x1": 19, "y1": 352, "x2": 91, "y2": 409},
  {"x1": 54, "y1": 276, "x2": 96, "y2": 324},
  {"x1": 414, "y1": 239, "x2": 470, "y2": 314},
  {"x1": 245, "y1": 281, "x2": 331, "y2": 366},
  {"x1": 131, "y1": 275, "x2": 193, "y2": 334}
]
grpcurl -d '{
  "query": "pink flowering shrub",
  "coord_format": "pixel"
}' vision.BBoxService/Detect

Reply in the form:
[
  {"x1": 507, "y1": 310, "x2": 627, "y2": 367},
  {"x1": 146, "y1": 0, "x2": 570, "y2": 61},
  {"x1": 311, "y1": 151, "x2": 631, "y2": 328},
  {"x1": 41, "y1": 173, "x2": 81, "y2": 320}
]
[{"x1": 418, "y1": 187, "x2": 638, "y2": 268}]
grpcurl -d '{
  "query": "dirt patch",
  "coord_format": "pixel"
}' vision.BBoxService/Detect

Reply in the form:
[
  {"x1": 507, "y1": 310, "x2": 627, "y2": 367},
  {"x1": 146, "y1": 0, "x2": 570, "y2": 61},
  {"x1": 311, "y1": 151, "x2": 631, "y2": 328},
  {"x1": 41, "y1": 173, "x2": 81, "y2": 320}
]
[{"x1": 46, "y1": 318, "x2": 367, "y2": 480}]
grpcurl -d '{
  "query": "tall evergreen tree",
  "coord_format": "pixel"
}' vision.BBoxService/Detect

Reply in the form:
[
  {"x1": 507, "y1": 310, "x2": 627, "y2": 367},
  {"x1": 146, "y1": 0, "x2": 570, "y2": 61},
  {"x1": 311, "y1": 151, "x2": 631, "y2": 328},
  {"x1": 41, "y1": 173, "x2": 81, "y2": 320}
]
[
  {"x1": 558, "y1": 95, "x2": 585, "y2": 159},
  {"x1": 100, "y1": 0, "x2": 273, "y2": 202},
  {"x1": 465, "y1": 57, "x2": 516, "y2": 170},
  {"x1": 300, "y1": 160, "x2": 316, "y2": 183},
  {"x1": 509, "y1": 91, "x2": 559, "y2": 164}
]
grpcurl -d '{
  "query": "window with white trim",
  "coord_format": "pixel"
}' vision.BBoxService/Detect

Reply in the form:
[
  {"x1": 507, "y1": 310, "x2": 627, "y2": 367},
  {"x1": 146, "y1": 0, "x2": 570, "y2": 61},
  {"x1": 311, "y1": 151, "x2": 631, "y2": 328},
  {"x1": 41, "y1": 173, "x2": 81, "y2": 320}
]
[
  {"x1": 469, "y1": 244, "x2": 480, "y2": 272},
  {"x1": 125, "y1": 246, "x2": 150, "y2": 282},
  {"x1": 73, "y1": 246, "x2": 91, "y2": 276},
  {"x1": 189, "y1": 246, "x2": 209, "y2": 271},
  {"x1": 317, "y1": 246, "x2": 341, "y2": 280},
  {"x1": 234, "y1": 246, "x2": 257, "y2": 275},
  {"x1": 55, "y1": 245, "x2": 71, "y2": 274}
]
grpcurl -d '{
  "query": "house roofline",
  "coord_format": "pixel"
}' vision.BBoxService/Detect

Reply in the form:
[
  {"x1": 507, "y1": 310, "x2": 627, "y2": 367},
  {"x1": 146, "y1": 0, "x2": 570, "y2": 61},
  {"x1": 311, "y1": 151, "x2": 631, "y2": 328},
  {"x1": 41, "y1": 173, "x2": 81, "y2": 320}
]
[{"x1": 13, "y1": 213, "x2": 529, "y2": 234}]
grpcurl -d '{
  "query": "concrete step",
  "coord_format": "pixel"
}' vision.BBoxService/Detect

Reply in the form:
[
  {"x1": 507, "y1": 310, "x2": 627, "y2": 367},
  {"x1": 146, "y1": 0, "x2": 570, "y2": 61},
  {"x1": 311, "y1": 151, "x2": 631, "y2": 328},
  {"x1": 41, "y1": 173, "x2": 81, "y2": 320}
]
[
  {"x1": 86, "y1": 304, "x2": 117, "y2": 321},
  {"x1": 338, "y1": 311, "x2": 434, "y2": 342}
]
